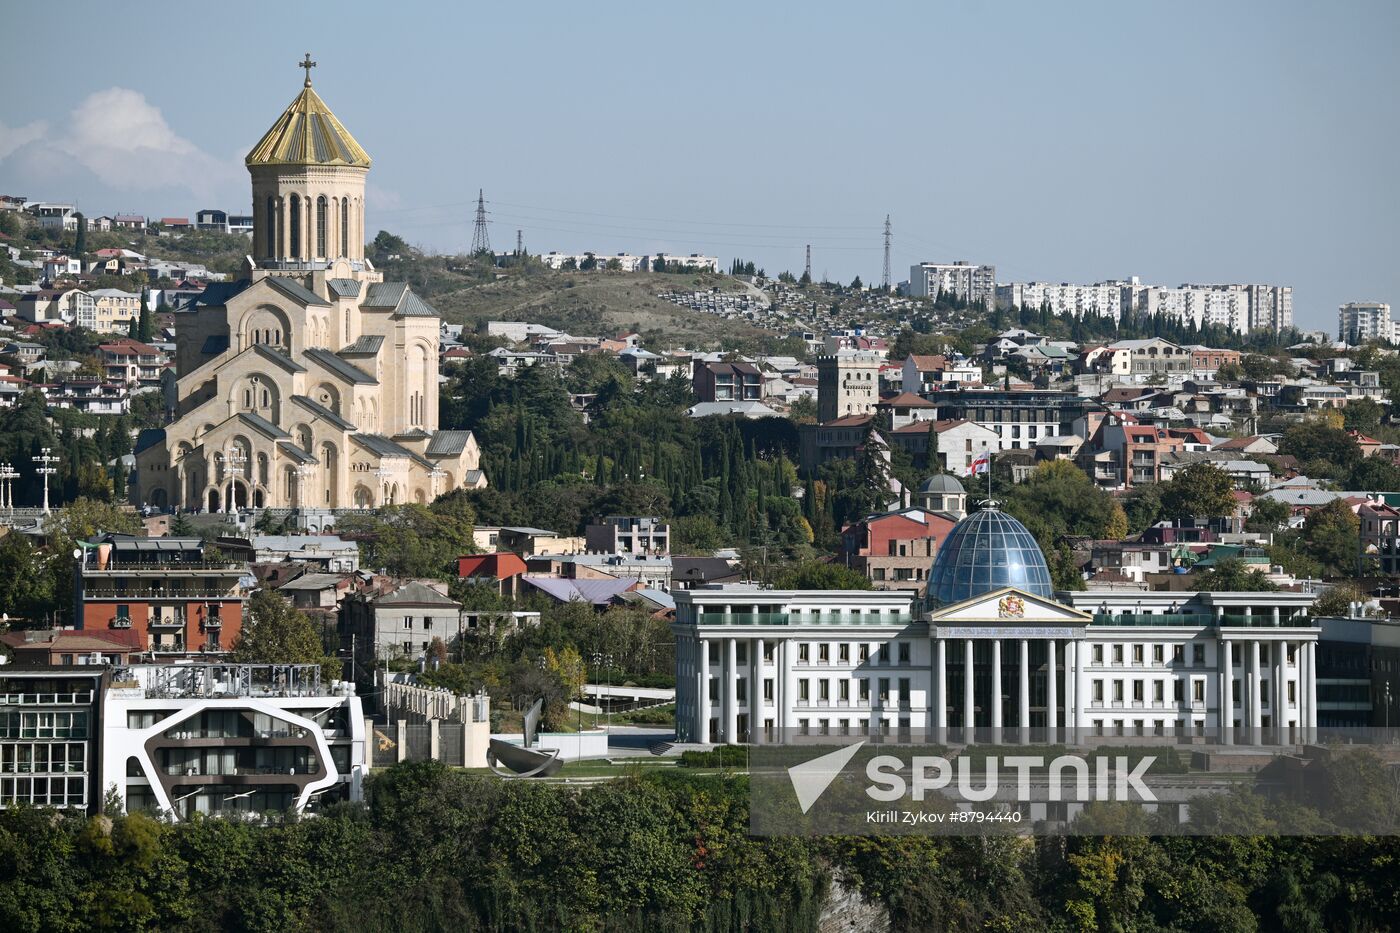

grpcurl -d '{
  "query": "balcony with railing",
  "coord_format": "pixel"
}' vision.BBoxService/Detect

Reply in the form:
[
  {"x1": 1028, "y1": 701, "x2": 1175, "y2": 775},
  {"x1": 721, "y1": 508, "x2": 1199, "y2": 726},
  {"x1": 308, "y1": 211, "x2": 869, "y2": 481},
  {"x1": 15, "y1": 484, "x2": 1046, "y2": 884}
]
[
  {"x1": 83, "y1": 560, "x2": 245, "y2": 575},
  {"x1": 0, "y1": 691, "x2": 95, "y2": 706},
  {"x1": 84, "y1": 583, "x2": 242, "y2": 600},
  {"x1": 1091, "y1": 612, "x2": 1314, "y2": 628}
]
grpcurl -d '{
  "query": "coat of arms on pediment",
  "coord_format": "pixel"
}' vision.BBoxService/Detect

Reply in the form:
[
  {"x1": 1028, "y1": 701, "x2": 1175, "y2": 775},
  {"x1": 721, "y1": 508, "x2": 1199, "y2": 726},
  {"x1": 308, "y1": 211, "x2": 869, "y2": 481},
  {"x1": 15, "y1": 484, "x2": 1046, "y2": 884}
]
[{"x1": 997, "y1": 595, "x2": 1025, "y2": 618}]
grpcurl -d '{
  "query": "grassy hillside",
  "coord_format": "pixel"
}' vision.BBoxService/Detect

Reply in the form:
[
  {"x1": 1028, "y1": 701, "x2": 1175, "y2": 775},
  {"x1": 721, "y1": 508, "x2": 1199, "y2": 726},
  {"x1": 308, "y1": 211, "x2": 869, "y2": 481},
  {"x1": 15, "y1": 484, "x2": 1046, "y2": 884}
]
[{"x1": 370, "y1": 238, "x2": 776, "y2": 346}]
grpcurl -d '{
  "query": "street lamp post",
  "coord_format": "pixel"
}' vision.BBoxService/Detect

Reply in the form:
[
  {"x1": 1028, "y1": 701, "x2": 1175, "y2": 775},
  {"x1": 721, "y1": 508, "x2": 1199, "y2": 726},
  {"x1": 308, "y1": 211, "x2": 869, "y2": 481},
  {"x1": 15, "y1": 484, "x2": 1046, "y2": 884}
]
[
  {"x1": 223, "y1": 446, "x2": 248, "y2": 514},
  {"x1": 0, "y1": 462, "x2": 17, "y2": 512},
  {"x1": 33, "y1": 448, "x2": 60, "y2": 514}
]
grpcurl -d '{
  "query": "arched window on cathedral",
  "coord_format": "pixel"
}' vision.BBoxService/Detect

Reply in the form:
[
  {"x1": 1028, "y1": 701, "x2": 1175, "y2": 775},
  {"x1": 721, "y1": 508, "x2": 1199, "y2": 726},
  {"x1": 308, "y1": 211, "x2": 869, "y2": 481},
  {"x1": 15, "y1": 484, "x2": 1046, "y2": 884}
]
[
  {"x1": 341, "y1": 197, "x2": 348, "y2": 257},
  {"x1": 289, "y1": 196, "x2": 301, "y2": 259},
  {"x1": 243, "y1": 389, "x2": 252, "y2": 409},
  {"x1": 316, "y1": 196, "x2": 327, "y2": 258},
  {"x1": 266, "y1": 196, "x2": 276, "y2": 257}
]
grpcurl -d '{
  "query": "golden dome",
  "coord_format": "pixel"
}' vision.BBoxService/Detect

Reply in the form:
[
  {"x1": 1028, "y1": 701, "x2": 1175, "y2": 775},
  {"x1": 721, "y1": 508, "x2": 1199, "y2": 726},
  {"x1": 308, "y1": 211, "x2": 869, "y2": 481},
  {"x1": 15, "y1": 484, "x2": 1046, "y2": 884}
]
[{"x1": 245, "y1": 76, "x2": 371, "y2": 169}]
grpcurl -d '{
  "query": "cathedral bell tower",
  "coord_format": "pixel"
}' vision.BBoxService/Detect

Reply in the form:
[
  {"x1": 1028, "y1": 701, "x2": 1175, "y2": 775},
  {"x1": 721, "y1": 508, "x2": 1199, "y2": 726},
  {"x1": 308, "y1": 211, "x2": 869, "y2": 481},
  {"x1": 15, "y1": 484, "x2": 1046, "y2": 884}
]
[{"x1": 246, "y1": 53, "x2": 371, "y2": 271}]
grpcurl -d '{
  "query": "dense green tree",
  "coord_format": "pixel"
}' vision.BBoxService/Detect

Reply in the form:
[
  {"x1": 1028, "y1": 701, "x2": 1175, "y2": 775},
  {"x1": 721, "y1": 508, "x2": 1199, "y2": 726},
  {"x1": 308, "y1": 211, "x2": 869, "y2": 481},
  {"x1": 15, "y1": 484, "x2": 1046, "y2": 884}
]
[
  {"x1": 1278, "y1": 421, "x2": 1360, "y2": 478},
  {"x1": 1348, "y1": 455, "x2": 1400, "y2": 492},
  {"x1": 0, "y1": 533, "x2": 54, "y2": 622},
  {"x1": 231, "y1": 590, "x2": 339, "y2": 679},
  {"x1": 772, "y1": 561, "x2": 873, "y2": 590},
  {"x1": 1244, "y1": 496, "x2": 1291, "y2": 533},
  {"x1": 1300, "y1": 499, "x2": 1361, "y2": 576},
  {"x1": 1160, "y1": 462, "x2": 1236, "y2": 520},
  {"x1": 1193, "y1": 556, "x2": 1279, "y2": 591}
]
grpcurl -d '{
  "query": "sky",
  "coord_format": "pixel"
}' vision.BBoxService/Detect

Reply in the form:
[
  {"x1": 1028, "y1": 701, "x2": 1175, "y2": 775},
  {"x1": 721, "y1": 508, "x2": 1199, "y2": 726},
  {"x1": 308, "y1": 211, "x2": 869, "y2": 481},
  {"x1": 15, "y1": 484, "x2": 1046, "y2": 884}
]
[{"x1": 1, "y1": 0, "x2": 1396, "y2": 330}]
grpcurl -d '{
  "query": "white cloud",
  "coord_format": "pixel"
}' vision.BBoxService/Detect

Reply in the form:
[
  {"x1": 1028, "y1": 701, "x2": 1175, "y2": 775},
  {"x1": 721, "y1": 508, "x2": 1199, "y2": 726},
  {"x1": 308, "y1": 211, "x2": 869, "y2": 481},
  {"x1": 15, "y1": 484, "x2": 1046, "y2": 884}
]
[
  {"x1": 0, "y1": 87, "x2": 242, "y2": 206},
  {"x1": 0, "y1": 118, "x2": 47, "y2": 161}
]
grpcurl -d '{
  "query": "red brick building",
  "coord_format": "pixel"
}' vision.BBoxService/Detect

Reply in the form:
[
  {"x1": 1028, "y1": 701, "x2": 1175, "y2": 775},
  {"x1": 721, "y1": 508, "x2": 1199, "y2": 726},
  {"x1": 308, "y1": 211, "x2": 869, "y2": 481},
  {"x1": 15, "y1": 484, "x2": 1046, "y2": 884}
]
[
  {"x1": 840, "y1": 507, "x2": 959, "y2": 591},
  {"x1": 456, "y1": 552, "x2": 528, "y2": 596},
  {"x1": 75, "y1": 534, "x2": 245, "y2": 657}
]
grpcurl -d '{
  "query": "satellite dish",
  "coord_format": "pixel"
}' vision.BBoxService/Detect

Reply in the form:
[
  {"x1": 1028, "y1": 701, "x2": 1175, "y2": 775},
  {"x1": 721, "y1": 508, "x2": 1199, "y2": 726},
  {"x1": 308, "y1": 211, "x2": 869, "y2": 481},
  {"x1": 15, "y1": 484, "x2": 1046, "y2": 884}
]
[{"x1": 72, "y1": 548, "x2": 82, "y2": 559}]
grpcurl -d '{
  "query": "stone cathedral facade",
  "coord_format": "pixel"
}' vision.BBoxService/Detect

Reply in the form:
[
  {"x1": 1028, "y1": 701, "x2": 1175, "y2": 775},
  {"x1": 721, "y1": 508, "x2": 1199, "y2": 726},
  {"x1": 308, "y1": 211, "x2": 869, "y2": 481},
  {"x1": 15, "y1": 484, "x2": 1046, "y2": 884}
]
[{"x1": 135, "y1": 62, "x2": 485, "y2": 512}]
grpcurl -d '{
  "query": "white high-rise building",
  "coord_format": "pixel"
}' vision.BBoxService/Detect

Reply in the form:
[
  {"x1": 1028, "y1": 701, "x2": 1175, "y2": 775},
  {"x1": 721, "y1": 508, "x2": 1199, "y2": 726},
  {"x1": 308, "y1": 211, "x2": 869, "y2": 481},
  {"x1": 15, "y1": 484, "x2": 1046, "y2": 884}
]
[
  {"x1": 996, "y1": 279, "x2": 1292, "y2": 334},
  {"x1": 908, "y1": 261, "x2": 996, "y2": 306},
  {"x1": 1339, "y1": 302, "x2": 1393, "y2": 344}
]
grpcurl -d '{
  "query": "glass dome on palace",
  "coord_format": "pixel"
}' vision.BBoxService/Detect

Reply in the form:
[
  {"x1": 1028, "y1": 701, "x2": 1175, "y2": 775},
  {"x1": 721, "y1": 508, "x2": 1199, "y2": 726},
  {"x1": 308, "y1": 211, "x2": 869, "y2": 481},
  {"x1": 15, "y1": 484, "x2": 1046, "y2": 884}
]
[{"x1": 926, "y1": 506, "x2": 1054, "y2": 606}]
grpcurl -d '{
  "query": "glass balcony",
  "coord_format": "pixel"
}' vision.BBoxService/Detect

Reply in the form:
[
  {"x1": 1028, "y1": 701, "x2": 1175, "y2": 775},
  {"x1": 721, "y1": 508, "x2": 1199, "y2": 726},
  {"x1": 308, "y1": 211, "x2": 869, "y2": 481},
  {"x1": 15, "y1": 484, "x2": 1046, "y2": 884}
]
[{"x1": 1091, "y1": 612, "x2": 1313, "y2": 628}]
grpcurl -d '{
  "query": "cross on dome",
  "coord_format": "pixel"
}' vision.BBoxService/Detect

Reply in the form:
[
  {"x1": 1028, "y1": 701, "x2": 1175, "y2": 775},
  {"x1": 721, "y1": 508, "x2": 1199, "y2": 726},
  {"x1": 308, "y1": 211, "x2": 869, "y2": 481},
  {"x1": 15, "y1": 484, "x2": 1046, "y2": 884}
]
[{"x1": 299, "y1": 52, "x2": 316, "y2": 87}]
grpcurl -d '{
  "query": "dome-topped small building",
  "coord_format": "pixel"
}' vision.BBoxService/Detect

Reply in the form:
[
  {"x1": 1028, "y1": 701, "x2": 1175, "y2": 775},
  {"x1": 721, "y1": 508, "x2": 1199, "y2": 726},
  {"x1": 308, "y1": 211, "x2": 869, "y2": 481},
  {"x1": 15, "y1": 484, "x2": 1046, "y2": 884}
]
[
  {"x1": 914, "y1": 473, "x2": 966, "y2": 518},
  {"x1": 925, "y1": 505, "x2": 1053, "y2": 606}
]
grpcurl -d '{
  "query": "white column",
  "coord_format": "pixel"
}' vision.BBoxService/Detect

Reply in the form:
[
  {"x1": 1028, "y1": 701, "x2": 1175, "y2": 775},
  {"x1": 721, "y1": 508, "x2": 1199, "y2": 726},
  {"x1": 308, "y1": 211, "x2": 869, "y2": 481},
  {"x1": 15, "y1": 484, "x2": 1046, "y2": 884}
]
[
  {"x1": 724, "y1": 638, "x2": 738, "y2": 744},
  {"x1": 963, "y1": 638, "x2": 975, "y2": 739},
  {"x1": 1064, "y1": 641, "x2": 1077, "y2": 743},
  {"x1": 1222, "y1": 639, "x2": 1235, "y2": 745},
  {"x1": 698, "y1": 637, "x2": 711, "y2": 744},
  {"x1": 1019, "y1": 639, "x2": 1031, "y2": 743},
  {"x1": 1075, "y1": 637, "x2": 1088, "y2": 733},
  {"x1": 753, "y1": 637, "x2": 765, "y2": 743},
  {"x1": 1046, "y1": 639, "x2": 1058, "y2": 742},
  {"x1": 1249, "y1": 639, "x2": 1262, "y2": 742},
  {"x1": 1273, "y1": 641, "x2": 1284, "y2": 744},
  {"x1": 1283, "y1": 640, "x2": 1295, "y2": 743},
  {"x1": 934, "y1": 638, "x2": 947, "y2": 740},
  {"x1": 789, "y1": 636, "x2": 800, "y2": 739},
  {"x1": 990, "y1": 639, "x2": 1003, "y2": 743},
  {"x1": 1307, "y1": 641, "x2": 1319, "y2": 735}
]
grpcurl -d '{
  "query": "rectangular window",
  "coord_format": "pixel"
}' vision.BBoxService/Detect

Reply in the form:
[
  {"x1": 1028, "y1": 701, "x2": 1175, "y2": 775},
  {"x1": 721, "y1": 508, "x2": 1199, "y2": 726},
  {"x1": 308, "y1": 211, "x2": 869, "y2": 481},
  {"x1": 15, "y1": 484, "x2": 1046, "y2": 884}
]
[
  {"x1": 839, "y1": 644, "x2": 850, "y2": 664},
  {"x1": 1153, "y1": 681, "x2": 1164, "y2": 703},
  {"x1": 898, "y1": 642, "x2": 911, "y2": 664},
  {"x1": 798, "y1": 679, "x2": 809, "y2": 702},
  {"x1": 839, "y1": 680, "x2": 850, "y2": 702},
  {"x1": 1092, "y1": 644, "x2": 1103, "y2": 664},
  {"x1": 878, "y1": 678, "x2": 890, "y2": 703},
  {"x1": 818, "y1": 680, "x2": 830, "y2": 702},
  {"x1": 1113, "y1": 681, "x2": 1123, "y2": 702},
  {"x1": 1174, "y1": 681, "x2": 1184, "y2": 703},
  {"x1": 878, "y1": 644, "x2": 890, "y2": 664},
  {"x1": 401, "y1": 617, "x2": 412, "y2": 630},
  {"x1": 1132, "y1": 645, "x2": 1144, "y2": 664},
  {"x1": 1133, "y1": 681, "x2": 1144, "y2": 702},
  {"x1": 1112, "y1": 645, "x2": 1123, "y2": 664},
  {"x1": 737, "y1": 679, "x2": 747, "y2": 703},
  {"x1": 898, "y1": 678, "x2": 910, "y2": 703},
  {"x1": 858, "y1": 644, "x2": 870, "y2": 664},
  {"x1": 1152, "y1": 644, "x2": 1164, "y2": 664},
  {"x1": 763, "y1": 678, "x2": 773, "y2": 702},
  {"x1": 1093, "y1": 679, "x2": 1104, "y2": 702},
  {"x1": 798, "y1": 644, "x2": 809, "y2": 664},
  {"x1": 1173, "y1": 645, "x2": 1184, "y2": 663},
  {"x1": 1193, "y1": 644, "x2": 1206, "y2": 666},
  {"x1": 819, "y1": 644, "x2": 830, "y2": 664},
  {"x1": 1193, "y1": 680, "x2": 1205, "y2": 703}
]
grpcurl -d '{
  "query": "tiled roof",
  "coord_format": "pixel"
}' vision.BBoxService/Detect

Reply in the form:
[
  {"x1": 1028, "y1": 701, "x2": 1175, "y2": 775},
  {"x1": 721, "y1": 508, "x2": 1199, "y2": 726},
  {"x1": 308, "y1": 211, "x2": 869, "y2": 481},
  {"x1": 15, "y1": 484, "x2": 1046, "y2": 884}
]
[
  {"x1": 326, "y1": 278, "x2": 361, "y2": 299},
  {"x1": 291, "y1": 394, "x2": 355, "y2": 431},
  {"x1": 425, "y1": 430, "x2": 473, "y2": 457},
  {"x1": 252, "y1": 343, "x2": 306, "y2": 373},
  {"x1": 265, "y1": 276, "x2": 330, "y2": 307},
  {"x1": 338, "y1": 335, "x2": 383, "y2": 356},
  {"x1": 304, "y1": 347, "x2": 376, "y2": 384}
]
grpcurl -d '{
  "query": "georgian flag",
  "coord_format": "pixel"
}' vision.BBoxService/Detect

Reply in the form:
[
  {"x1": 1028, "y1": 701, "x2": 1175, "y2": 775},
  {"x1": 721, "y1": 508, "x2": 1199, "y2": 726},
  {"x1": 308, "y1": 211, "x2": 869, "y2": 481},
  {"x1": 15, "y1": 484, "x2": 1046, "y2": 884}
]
[{"x1": 966, "y1": 451, "x2": 991, "y2": 477}]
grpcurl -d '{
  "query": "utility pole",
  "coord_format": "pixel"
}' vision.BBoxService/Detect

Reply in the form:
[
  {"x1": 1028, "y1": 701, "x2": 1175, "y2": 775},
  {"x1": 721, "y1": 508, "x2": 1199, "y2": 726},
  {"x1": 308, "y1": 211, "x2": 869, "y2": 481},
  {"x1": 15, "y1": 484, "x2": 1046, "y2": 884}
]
[
  {"x1": 33, "y1": 448, "x2": 59, "y2": 514},
  {"x1": 882, "y1": 215, "x2": 892, "y2": 292},
  {"x1": 471, "y1": 190, "x2": 491, "y2": 255}
]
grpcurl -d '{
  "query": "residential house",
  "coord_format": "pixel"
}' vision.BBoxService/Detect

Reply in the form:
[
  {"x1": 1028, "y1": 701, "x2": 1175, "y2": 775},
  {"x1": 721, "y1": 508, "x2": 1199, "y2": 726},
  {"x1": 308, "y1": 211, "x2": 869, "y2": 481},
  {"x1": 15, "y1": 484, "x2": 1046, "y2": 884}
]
[
  {"x1": 74, "y1": 534, "x2": 246, "y2": 657},
  {"x1": 889, "y1": 419, "x2": 999, "y2": 473},
  {"x1": 455, "y1": 552, "x2": 529, "y2": 596},
  {"x1": 692, "y1": 360, "x2": 761, "y2": 402},
  {"x1": 1359, "y1": 501, "x2": 1400, "y2": 576},
  {"x1": 340, "y1": 580, "x2": 463, "y2": 664},
  {"x1": 0, "y1": 629, "x2": 143, "y2": 666},
  {"x1": 840, "y1": 507, "x2": 960, "y2": 590},
  {"x1": 875, "y1": 391, "x2": 936, "y2": 430},
  {"x1": 585, "y1": 516, "x2": 670, "y2": 555}
]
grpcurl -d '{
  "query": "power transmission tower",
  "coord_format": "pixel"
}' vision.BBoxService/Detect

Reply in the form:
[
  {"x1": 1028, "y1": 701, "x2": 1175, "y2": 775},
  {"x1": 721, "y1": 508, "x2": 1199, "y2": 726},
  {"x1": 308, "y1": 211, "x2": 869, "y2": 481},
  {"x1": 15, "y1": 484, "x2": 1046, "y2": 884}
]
[
  {"x1": 470, "y1": 189, "x2": 491, "y2": 255},
  {"x1": 516, "y1": 229, "x2": 523, "y2": 256},
  {"x1": 882, "y1": 215, "x2": 892, "y2": 292},
  {"x1": 803, "y1": 244, "x2": 811, "y2": 280}
]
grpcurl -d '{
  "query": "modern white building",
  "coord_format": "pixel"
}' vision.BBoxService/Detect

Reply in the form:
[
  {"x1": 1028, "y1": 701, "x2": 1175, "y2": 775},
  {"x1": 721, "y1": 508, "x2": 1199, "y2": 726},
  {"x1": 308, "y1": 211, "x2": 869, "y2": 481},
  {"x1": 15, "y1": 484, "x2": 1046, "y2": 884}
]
[
  {"x1": 995, "y1": 280, "x2": 1293, "y2": 334},
  {"x1": 908, "y1": 261, "x2": 996, "y2": 306},
  {"x1": 674, "y1": 507, "x2": 1319, "y2": 745},
  {"x1": 1339, "y1": 302, "x2": 1393, "y2": 344},
  {"x1": 102, "y1": 663, "x2": 366, "y2": 820}
]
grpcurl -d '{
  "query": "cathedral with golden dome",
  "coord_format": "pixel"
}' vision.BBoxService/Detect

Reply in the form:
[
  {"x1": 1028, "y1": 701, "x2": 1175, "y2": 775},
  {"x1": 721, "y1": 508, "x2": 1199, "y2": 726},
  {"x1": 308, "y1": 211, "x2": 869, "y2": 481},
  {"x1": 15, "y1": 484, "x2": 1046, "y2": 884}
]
[{"x1": 135, "y1": 56, "x2": 486, "y2": 512}]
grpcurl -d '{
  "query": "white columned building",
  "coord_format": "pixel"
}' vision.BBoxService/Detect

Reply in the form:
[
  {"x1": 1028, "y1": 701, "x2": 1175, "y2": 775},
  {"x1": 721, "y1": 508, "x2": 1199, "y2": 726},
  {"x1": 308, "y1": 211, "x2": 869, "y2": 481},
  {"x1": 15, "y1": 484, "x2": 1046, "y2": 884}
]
[{"x1": 673, "y1": 506, "x2": 1320, "y2": 746}]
